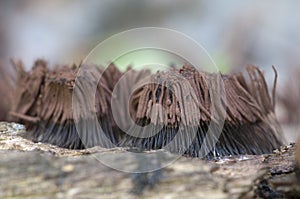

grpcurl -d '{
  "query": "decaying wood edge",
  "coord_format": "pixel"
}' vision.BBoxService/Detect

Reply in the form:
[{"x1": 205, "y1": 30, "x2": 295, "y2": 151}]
[{"x1": 0, "y1": 122, "x2": 299, "y2": 199}]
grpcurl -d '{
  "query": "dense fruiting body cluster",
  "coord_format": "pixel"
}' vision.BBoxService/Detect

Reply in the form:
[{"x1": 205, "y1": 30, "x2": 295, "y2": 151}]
[
  {"x1": 122, "y1": 65, "x2": 282, "y2": 158},
  {"x1": 1, "y1": 60, "x2": 284, "y2": 159}
]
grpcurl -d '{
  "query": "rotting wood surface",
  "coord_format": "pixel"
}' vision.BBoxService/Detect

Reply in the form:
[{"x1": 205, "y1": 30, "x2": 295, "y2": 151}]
[{"x1": 0, "y1": 122, "x2": 299, "y2": 199}]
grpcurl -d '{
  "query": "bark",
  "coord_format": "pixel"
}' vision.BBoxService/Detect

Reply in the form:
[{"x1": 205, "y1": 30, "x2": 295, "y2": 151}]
[{"x1": 0, "y1": 122, "x2": 299, "y2": 199}]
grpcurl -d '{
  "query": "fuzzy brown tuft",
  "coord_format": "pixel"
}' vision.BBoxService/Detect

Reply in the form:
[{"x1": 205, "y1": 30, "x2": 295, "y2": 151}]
[
  {"x1": 121, "y1": 65, "x2": 283, "y2": 158},
  {"x1": 10, "y1": 60, "x2": 122, "y2": 149},
  {"x1": 7, "y1": 60, "x2": 283, "y2": 158}
]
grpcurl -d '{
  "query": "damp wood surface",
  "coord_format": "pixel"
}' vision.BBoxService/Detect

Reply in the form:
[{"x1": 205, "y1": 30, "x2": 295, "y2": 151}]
[{"x1": 0, "y1": 122, "x2": 299, "y2": 199}]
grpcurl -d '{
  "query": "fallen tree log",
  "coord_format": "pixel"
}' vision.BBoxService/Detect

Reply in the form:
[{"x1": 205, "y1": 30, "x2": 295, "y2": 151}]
[{"x1": 0, "y1": 122, "x2": 299, "y2": 199}]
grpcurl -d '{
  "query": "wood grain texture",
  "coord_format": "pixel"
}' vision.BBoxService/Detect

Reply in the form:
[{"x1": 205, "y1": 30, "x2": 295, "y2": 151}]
[{"x1": 0, "y1": 122, "x2": 298, "y2": 199}]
